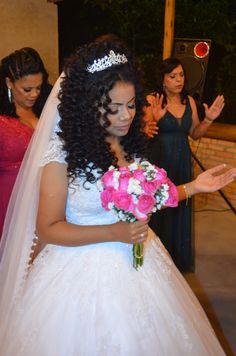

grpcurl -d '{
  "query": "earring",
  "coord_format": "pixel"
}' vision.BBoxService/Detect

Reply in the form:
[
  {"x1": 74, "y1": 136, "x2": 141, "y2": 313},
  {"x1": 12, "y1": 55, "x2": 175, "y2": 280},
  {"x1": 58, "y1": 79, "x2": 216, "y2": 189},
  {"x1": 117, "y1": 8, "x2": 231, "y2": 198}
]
[{"x1": 8, "y1": 87, "x2": 12, "y2": 103}]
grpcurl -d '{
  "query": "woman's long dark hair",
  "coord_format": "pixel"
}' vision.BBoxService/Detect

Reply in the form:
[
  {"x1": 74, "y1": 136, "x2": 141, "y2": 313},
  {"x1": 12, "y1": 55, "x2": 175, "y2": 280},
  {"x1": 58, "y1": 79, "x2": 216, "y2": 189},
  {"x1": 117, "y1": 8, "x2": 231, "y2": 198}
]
[
  {"x1": 156, "y1": 57, "x2": 188, "y2": 107},
  {"x1": 0, "y1": 47, "x2": 52, "y2": 118},
  {"x1": 58, "y1": 37, "x2": 148, "y2": 184}
]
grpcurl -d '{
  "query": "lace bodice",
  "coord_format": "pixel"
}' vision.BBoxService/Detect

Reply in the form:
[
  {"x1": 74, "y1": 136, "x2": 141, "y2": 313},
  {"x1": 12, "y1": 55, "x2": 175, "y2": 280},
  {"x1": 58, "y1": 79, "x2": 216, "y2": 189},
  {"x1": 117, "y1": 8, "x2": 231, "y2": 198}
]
[{"x1": 42, "y1": 129, "x2": 118, "y2": 226}]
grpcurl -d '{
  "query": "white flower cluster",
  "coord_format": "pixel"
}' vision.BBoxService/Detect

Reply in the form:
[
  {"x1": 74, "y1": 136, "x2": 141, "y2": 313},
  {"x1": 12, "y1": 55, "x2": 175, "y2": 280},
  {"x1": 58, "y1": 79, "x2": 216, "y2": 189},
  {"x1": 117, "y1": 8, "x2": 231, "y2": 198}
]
[
  {"x1": 127, "y1": 178, "x2": 142, "y2": 195},
  {"x1": 155, "y1": 184, "x2": 169, "y2": 210}
]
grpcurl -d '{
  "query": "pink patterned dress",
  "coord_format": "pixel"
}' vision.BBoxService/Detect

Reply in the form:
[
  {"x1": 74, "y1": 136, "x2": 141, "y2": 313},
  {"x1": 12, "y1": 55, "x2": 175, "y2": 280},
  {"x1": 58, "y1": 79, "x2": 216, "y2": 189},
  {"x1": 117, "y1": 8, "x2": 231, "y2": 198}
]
[{"x1": 0, "y1": 115, "x2": 34, "y2": 237}]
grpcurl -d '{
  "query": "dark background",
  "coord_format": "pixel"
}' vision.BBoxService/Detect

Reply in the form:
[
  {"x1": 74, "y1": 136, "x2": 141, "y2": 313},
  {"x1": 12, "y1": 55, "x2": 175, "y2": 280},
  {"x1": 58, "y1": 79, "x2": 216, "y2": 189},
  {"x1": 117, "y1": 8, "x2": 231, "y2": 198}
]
[{"x1": 56, "y1": 0, "x2": 236, "y2": 124}]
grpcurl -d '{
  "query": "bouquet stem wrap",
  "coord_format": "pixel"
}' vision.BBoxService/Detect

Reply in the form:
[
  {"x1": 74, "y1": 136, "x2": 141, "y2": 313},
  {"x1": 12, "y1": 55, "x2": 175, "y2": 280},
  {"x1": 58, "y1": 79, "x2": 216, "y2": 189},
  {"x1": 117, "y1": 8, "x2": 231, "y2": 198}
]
[{"x1": 133, "y1": 242, "x2": 144, "y2": 269}]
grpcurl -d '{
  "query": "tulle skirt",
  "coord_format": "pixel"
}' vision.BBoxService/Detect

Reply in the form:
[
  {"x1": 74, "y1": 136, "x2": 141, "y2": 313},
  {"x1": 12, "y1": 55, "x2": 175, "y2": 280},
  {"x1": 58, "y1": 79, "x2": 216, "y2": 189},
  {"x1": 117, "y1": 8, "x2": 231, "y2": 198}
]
[{"x1": 0, "y1": 230, "x2": 225, "y2": 356}]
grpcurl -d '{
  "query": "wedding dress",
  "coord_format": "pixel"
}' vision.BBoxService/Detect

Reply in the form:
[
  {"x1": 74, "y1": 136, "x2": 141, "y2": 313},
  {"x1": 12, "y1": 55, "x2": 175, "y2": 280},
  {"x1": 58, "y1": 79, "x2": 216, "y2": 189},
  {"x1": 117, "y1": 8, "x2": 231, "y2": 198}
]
[{"x1": 0, "y1": 77, "x2": 225, "y2": 356}]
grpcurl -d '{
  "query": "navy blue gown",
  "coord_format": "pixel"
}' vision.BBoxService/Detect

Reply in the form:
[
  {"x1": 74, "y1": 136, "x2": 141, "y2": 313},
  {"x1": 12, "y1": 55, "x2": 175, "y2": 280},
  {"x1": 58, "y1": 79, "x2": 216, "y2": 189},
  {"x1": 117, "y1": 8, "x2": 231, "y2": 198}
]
[{"x1": 148, "y1": 98, "x2": 195, "y2": 272}]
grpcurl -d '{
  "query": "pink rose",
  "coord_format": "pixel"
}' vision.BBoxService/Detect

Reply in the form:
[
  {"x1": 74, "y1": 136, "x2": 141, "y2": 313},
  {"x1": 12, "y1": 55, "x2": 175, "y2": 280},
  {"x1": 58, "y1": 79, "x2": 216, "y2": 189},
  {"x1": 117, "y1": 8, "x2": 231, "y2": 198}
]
[
  {"x1": 113, "y1": 191, "x2": 134, "y2": 212},
  {"x1": 137, "y1": 193, "x2": 156, "y2": 214},
  {"x1": 101, "y1": 187, "x2": 115, "y2": 210},
  {"x1": 133, "y1": 208, "x2": 148, "y2": 221},
  {"x1": 164, "y1": 179, "x2": 179, "y2": 207},
  {"x1": 101, "y1": 170, "x2": 115, "y2": 187},
  {"x1": 154, "y1": 167, "x2": 167, "y2": 182},
  {"x1": 141, "y1": 180, "x2": 161, "y2": 194},
  {"x1": 118, "y1": 171, "x2": 132, "y2": 191},
  {"x1": 119, "y1": 166, "x2": 130, "y2": 173},
  {"x1": 133, "y1": 168, "x2": 145, "y2": 182}
]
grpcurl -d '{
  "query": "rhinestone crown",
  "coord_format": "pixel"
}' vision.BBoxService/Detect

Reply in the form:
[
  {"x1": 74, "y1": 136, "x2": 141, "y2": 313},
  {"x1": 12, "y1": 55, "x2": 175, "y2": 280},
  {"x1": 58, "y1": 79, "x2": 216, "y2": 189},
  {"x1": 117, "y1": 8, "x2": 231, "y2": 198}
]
[{"x1": 87, "y1": 50, "x2": 128, "y2": 74}]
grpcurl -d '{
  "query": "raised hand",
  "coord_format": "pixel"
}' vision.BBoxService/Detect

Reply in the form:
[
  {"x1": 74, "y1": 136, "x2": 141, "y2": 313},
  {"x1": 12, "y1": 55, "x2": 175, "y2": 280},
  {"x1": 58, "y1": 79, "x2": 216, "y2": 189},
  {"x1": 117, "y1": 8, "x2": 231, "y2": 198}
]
[
  {"x1": 146, "y1": 93, "x2": 169, "y2": 122},
  {"x1": 192, "y1": 164, "x2": 235, "y2": 194},
  {"x1": 203, "y1": 95, "x2": 225, "y2": 122}
]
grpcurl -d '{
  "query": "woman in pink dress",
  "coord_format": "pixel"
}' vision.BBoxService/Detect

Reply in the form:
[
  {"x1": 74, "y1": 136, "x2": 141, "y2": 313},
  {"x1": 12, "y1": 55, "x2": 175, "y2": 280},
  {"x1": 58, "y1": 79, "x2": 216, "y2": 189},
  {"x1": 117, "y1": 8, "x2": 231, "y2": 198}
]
[{"x1": 0, "y1": 47, "x2": 52, "y2": 237}]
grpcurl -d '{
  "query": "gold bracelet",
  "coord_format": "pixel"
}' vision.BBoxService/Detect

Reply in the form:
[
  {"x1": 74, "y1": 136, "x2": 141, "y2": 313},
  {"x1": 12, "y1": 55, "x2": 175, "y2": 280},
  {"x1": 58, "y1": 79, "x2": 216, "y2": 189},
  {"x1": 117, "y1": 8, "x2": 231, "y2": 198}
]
[{"x1": 183, "y1": 184, "x2": 191, "y2": 206}]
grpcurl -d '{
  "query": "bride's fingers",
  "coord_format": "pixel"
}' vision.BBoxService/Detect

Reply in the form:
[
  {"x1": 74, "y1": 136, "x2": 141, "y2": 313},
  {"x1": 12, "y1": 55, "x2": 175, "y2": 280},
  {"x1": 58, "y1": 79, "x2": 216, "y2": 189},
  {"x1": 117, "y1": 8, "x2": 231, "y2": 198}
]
[
  {"x1": 132, "y1": 231, "x2": 148, "y2": 243},
  {"x1": 130, "y1": 222, "x2": 149, "y2": 243}
]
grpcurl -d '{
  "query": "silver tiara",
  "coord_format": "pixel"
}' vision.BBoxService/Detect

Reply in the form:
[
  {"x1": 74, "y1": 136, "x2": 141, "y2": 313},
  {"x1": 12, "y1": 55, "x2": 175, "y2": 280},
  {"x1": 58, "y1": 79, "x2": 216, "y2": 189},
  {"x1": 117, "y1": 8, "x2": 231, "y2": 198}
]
[{"x1": 87, "y1": 50, "x2": 128, "y2": 74}]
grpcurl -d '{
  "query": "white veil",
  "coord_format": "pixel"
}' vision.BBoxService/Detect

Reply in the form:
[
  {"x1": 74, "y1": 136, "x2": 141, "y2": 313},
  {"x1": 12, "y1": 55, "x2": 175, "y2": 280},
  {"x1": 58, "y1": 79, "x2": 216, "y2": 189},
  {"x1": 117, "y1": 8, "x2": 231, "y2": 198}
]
[{"x1": 0, "y1": 75, "x2": 62, "y2": 336}]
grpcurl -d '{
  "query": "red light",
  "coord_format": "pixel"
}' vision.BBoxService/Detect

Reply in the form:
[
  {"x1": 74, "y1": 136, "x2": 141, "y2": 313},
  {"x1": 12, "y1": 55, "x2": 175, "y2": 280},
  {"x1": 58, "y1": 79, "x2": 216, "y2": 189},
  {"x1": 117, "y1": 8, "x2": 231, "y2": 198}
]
[{"x1": 194, "y1": 42, "x2": 210, "y2": 58}]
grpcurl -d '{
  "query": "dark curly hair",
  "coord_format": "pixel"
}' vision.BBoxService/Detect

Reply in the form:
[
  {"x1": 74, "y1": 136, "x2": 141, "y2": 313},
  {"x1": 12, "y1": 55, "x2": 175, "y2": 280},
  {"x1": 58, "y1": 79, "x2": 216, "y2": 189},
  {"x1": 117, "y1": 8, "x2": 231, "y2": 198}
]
[
  {"x1": 58, "y1": 36, "x2": 148, "y2": 184},
  {"x1": 154, "y1": 57, "x2": 188, "y2": 106},
  {"x1": 0, "y1": 47, "x2": 52, "y2": 118}
]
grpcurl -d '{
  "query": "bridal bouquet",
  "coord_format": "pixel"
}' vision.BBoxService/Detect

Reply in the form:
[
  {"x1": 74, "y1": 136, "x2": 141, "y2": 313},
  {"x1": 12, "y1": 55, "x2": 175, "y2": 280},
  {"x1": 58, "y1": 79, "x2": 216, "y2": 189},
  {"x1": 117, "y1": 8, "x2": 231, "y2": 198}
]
[{"x1": 98, "y1": 161, "x2": 178, "y2": 269}]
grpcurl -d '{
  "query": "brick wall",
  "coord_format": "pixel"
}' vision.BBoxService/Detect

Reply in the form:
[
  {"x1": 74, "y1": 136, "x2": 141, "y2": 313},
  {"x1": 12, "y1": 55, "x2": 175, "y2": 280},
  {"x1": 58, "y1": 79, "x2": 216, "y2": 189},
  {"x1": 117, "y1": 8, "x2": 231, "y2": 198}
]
[{"x1": 189, "y1": 137, "x2": 236, "y2": 210}]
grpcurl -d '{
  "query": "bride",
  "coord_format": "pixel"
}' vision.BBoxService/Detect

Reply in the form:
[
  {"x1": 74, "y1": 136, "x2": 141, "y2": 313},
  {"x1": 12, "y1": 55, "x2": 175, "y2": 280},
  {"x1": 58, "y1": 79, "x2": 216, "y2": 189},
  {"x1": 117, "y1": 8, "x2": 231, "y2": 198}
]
[{"x1": 0, "y1": 36, "x2": 235, "y2": 356}]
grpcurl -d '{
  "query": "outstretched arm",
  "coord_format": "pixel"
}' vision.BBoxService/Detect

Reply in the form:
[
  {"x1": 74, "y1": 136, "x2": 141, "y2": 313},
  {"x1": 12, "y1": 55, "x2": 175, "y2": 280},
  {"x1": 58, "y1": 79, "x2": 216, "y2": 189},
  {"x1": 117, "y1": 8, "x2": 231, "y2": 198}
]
[{"x1": 176, "y1": 164, "x2": 235, "y2": 202}]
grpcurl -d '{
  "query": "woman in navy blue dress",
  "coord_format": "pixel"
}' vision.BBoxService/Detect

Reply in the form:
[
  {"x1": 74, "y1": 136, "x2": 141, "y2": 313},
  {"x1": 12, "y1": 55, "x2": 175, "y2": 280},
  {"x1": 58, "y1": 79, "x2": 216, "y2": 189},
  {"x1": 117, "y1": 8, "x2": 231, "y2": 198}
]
[{"x1": 145, "y1": 58, "x2": 225, "y2": 272}]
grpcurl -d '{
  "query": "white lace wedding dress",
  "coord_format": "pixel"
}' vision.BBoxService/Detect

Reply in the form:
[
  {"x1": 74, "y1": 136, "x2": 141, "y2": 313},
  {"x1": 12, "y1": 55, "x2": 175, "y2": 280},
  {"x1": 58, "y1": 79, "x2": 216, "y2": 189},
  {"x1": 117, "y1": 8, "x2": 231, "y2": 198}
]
[{"x1": 0, "y1": 133, "x2": 225, "y2": 356}]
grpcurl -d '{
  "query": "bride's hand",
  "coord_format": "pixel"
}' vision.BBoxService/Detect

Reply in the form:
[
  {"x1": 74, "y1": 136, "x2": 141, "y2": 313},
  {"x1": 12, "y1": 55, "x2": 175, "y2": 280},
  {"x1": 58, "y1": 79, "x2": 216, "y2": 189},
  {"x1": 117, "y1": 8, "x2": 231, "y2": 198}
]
[
  {"x1": 111, "y1": 220, "x2": 149, "y2": 244},
  {"x1": 189, "y1": 164, "x2": 235, "y2": 195}
]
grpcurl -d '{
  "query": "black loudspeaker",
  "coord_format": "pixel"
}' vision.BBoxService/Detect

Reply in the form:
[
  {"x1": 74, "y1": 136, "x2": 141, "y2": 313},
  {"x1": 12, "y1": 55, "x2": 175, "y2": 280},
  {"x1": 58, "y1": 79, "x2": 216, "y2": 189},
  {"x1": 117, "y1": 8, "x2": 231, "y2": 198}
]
[{"x1": 172, "y1": 38, "x2": 212, "y2": 101}]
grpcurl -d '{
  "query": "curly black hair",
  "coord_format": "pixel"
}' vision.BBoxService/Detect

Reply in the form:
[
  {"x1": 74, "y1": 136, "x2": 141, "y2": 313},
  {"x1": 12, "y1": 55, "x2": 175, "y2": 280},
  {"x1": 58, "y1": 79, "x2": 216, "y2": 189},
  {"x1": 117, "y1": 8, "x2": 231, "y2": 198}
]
[
  {"x1": 154, "y1": 57, "x2": 188, "y2": 106},
  {"x1": 0, "y1": 47, "x2": 52, "y2": 118},
  {"x1": 58, "y1": 36, "x2": 148, "y2": 184}
]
